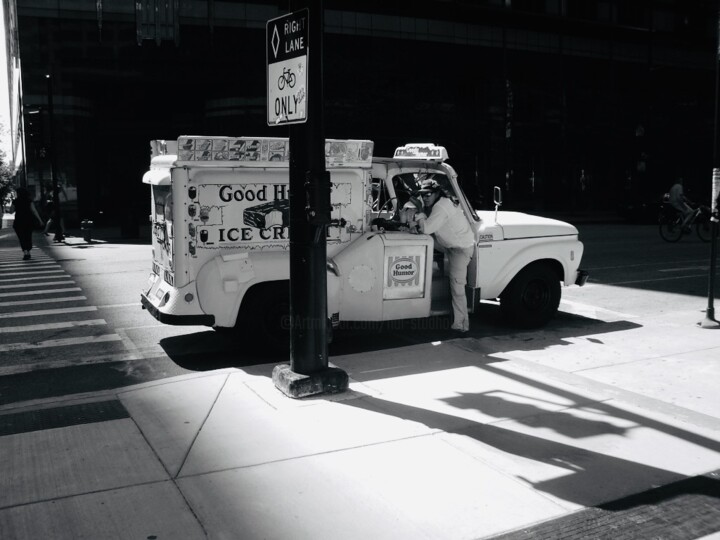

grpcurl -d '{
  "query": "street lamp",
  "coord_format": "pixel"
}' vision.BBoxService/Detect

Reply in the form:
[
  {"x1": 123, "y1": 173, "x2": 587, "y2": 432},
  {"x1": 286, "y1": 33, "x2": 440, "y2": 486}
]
[{"x1": 45, "y1": 74, "x2": 64, "y2": 242}]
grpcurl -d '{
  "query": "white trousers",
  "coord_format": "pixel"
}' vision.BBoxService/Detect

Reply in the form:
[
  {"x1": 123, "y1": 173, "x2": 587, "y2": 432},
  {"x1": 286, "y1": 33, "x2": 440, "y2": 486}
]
[{"x1": 446, "y1": 245, "x2": 474, "y2": 332}]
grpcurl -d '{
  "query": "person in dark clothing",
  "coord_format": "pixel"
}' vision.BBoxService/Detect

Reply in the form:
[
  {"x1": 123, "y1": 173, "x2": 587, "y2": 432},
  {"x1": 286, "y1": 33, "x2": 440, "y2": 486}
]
[{"x1": 11, "y1": 187, "x2": 45, "y2": 260}]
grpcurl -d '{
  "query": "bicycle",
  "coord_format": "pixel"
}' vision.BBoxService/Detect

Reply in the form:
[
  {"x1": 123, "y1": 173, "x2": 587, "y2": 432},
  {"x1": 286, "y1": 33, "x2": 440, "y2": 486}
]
[
  {"x1": 277, "y1": 67, "x2": 296, "y2": 90},
  {"x1": 658, "y1": 201, "x2": 711, "y2": 242}
]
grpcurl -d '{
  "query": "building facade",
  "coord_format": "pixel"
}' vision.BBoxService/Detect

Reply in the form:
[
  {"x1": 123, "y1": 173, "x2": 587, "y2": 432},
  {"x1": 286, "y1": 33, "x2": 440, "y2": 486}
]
[{"x1": 7, "y1": 0, "x2": 718, "y2": 225}]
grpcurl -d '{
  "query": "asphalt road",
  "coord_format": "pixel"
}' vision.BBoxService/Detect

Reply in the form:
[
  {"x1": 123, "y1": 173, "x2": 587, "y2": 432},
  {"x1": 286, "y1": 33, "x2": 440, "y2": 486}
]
[{"x1": 0, "y1": 222, "x2": 716, "y2": 407}]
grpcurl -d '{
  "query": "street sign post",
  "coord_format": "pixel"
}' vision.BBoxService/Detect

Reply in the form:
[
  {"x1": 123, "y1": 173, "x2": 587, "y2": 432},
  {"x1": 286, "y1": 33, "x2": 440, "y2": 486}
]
[
  {"x1": 266, "y1": 9, "x2": 308, "y2": 126},
  {"x1": 268, "y1": 2, "x2": 348, "y2": 398}
]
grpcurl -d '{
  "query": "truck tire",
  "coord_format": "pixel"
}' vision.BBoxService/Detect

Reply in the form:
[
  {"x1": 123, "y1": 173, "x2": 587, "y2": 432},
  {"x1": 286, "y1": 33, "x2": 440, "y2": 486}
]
[
  {"x1": 241, "y1": 283, "x2": 291, "y2": 353},
  {"x1": 500, "y1": 263, "x2": 561, "y2": 328}
]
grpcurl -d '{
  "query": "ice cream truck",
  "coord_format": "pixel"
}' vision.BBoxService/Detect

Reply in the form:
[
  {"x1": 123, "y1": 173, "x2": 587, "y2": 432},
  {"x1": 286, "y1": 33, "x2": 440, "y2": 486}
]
[{"x1": 141, "y1": 136, "x2": 587, "y2": 343}]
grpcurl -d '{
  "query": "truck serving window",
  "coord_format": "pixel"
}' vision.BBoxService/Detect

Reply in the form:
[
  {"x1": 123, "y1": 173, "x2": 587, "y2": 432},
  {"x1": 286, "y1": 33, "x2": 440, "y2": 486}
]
[{"x1": 153, "y1": 186, "x2": 172, "y2": 221}]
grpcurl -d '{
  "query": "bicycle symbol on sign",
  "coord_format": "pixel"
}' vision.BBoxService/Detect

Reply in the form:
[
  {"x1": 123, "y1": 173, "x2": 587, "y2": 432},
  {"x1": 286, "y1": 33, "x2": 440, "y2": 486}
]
[{"x1": 277, "y1": 67, "x2": 296, "y2": 90}]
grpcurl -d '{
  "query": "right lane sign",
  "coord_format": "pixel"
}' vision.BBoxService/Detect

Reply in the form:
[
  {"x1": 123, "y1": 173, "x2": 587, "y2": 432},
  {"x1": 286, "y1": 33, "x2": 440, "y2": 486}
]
[{"x1": 267, "y1": 9, "x2": 309, "y2": 126}]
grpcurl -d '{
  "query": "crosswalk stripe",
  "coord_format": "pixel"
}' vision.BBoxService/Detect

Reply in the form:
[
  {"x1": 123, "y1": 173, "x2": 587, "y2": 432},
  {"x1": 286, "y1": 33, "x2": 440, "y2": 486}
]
[
  {"x1": 0, "y1": 306, "x2": 98, "y2": 319},
  {"x1": 0, "y1": 319, "x2": 106, "y2": 334},
  {"x1": 0, "y1": 270, "x2": 65, "y2": 278},
  {"x1": 0, "y1": 287, "x2": 81, "y2": 298},
  {"x1": 0, "y1": 296, "x2": 87, "y2": 307},
  {"x1": 0, "y1": 333, "x2": 122, "y2": 352},
  {"x1": 0, "y1": 350, "x2": 148, "y2": 376},
  {"x1": 0, "y1": 275, "x2": 69, "y2": 283},
  {"x1": 0, "y1": 280, "x2": 75, "y2": 290},
  {"x1": 0, "y1": 261, "x2": 58, "y2": 268}
]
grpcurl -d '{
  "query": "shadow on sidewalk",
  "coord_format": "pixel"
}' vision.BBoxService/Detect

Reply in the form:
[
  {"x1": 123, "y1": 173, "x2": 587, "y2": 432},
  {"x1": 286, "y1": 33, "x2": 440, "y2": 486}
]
[{"x1": 341, "y1": 361, "x2": 720, "y2": 508}]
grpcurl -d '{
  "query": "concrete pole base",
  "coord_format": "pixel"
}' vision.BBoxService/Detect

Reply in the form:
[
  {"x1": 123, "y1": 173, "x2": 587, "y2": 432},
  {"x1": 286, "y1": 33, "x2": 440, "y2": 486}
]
[
  {"x1": 699, "y1": 316, "x2": 720, "y2": 329},
  {"x1": 272, "y1": 364, "x2": 349, "y2": 399}
]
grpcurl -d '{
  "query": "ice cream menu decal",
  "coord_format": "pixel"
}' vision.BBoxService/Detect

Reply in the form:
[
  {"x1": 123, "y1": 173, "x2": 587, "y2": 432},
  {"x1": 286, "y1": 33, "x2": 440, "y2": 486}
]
[{"x1": 187, "y1": 182, "x2": 352, "y2": 254}]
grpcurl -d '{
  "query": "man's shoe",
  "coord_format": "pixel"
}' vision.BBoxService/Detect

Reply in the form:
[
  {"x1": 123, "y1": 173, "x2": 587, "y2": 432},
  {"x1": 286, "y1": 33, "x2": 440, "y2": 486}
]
[{"x1": 22, "y1": 253, "x2": 30, "y2": 260}]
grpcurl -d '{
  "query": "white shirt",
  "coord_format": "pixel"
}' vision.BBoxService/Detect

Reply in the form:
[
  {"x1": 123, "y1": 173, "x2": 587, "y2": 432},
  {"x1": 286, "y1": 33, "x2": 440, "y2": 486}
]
[
  {"x1": 668, "y1": 183, "x2": 687, "y2": 212},
  {"x1": 419, "y1": 197, "x2": 475, "y2": 249}
]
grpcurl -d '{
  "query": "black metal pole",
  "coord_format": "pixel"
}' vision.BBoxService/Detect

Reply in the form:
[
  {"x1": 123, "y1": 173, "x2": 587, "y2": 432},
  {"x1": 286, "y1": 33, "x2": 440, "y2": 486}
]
[
  {"x1": 701, "y1": 4, "x2": 720, "y2": 328},
  {"x1": 46, "y1": 74, "x2": 64, "y2": 242},
  {"x1": 272, "y1": 0, "x2": 348, "y2": 397}
]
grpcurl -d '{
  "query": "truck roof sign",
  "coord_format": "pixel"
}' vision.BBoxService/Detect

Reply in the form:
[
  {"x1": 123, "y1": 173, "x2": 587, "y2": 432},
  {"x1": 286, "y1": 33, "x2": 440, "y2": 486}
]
[
  {"x1": 393, "y1": 143, "x2": 448, "y2": 161},
  {"x1": 165, "y1": 136, "x2": 374, "y2": 168}
]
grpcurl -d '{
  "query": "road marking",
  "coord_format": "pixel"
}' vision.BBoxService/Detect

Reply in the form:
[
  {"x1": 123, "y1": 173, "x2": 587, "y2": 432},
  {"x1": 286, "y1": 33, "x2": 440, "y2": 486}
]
[
  {"x1": 606, "y1": 273, "x2": 708, "y2": 285},
  {"x1": 0, "y1": 287, "x2": 82, "y2": 298},
  {"x1": 0, "y1": 350, "x2": 148, "y2": 376},
  {"x1": 0, "y1": 280, "x2": 75, "y2": 290},
  {"x1": 0, "y1": 306, "x2": 98, "y2": 319},
  {"x1": 0, "y1": 261, "x2": 59, "y2": 269},
  {"x1": 560, "y1": 298, "x2": 637, "y2": 320},
  {"x1": 590, "y1": 258, "x2": 708, "y2": 270},
  {"x1": 0, "y1": 274, "x2": 69, "y2": 283},
  {"x1": 658, "y1": 266, "x2": 709, "y2": 272},
  {"x1": 0, "y1": 296, "x2": 87, "y2": 307},
  {"x1": 0, "y1": 270, "x2": 65, "y2": 278},
  {"x1": 0, "y1": 319, "x2": 106, "y2": 333},
  {"x1": 98, "y1": 303, "x2": 142, "y2": 308},
  {"x1": 0, "y1": 333, "x2": 122, "y2": 352}
]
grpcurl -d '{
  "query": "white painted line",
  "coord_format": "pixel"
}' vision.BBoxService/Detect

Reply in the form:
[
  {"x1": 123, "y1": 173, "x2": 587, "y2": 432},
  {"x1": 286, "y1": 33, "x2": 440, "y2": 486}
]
[
  {"x1": 0, "y1": 350, "x2": 145, "y2": 376},
  {"x1": 0, "y1": 270, "x2": 65, "y2": 278},
  {"x1": 0, "y1": 319, "x2": 106, "y2": 334},
  {"x1": 590, "y1": 258, "x2": 708, "y2": 270},
  {"x1": 98, "y1": 303, "x2": 142, "y2": 308},
  {"x1": 0, "y1": 333, "x2": 122, "y2": 352},
  {"x1": 0, "y1": 306, "x2": 98, "y2": 319},
  {"x1": 0, "y1": 261, "x2": 59, "y2": 269},
  {"x1": 560, "y1": 298, "x2": 637, "y2": 320},
  {"x1": 606, "y1": 273, "x2": 708, "y2": 285},
  {"x1": 0, "y1": 274, "x2": 69, "y2": 283},
  {"x1": 0, "y1": 296, "x2": 87, "y2": 307},
  {"x1": 658, "y1": 266, "x2": 709, "y2": 272},
  {"x1": 0, "y1": 287, "x2": 81, "y2": 298},
  {"x1": 0, "y1": 280, "x2": 75, "y2": 290}
]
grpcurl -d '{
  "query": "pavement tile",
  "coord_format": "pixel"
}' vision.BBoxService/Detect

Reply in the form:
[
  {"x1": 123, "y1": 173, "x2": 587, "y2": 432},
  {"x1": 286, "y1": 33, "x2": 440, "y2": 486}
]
[
  {"x1": 575, "y1": 353, "x2": 720, "y2": 418},
  {"x1": 491, "y1": 318, "x2": 720, "y2": 374},
  {"x1": 119, "y1": 372, "x2": 229, "y2": 476},
  {"x1": 441, "y1": 399, "x2": 720, "y2": 509},
  {"x1": 337, "y1": 349, "x2": 607, "y2": 429},
  {"x1": 179, "y1": 374, "x2": 436, "y2": 476},
  {"x1": 178, "y1": 435, "x2": 567, "y2": 540},
  {"x1": 0, "y1": 481, "x2": 205, "y2": 539},
  {"x1": 0, "y1": 419, "x2": 168, "y2": 508}
]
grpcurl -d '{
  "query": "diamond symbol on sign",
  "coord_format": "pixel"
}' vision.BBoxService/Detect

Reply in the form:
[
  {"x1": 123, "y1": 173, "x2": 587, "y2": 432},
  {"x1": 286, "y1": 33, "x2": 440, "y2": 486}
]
[{"x1": 271, "y1": 25, "x2": 280, "y2": 59}]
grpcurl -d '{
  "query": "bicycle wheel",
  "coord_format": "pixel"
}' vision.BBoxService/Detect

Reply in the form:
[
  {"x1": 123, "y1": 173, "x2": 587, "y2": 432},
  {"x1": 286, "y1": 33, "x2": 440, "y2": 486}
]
[
  {"x1": 659, "y1": 216, "x2": 683, "y2": 242},
  {"x1": 696, "y1": 218, "x2": 712, "y2": 242}
]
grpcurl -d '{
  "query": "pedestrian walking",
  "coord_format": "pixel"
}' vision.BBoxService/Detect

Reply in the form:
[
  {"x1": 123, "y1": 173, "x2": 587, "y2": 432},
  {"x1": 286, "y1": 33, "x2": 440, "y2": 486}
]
[
  {"x1": 11, "y1": 187, "x2": 44, "y2": 260},
  {"x1": 412, "y1": 179, "x2": 475, "y2": 333}
]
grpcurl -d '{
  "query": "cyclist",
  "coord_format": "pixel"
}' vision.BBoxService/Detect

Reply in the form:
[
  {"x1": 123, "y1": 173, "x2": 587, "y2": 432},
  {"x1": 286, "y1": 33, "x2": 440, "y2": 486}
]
[{"x1": 667, "y1": 177, "x2": 694, "y2": 231}]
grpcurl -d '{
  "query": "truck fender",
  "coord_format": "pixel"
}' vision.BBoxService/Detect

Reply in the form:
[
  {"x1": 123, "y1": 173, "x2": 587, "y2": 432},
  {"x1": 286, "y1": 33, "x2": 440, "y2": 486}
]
[
  {"x1": 478, "y1": 238, "x2": 581, "y2": 299},
  {"x1": 196, "y1": 251, "x2": 289, "y2": 327}
]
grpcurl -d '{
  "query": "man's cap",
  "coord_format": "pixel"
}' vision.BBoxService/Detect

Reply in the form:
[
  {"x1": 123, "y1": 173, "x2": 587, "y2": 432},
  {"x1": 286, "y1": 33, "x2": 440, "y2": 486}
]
[{"x1": 418, "y1": 179, "x2": 441, "y2": 194}]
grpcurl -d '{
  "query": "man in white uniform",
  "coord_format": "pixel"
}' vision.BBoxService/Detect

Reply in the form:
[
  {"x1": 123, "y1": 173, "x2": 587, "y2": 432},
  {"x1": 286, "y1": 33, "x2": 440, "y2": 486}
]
[{"x1": 413, "y1": 179, "x2": 475, "y2": 333}]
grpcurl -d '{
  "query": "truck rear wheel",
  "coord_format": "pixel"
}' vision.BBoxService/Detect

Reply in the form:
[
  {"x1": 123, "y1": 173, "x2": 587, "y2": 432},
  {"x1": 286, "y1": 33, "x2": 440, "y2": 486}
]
[
  {"x1": 500, "y1": 263, "x2": 560, "y2": 328},
  {"x1": 240, "y1": 283, "x2": 290, "y2": 353}
]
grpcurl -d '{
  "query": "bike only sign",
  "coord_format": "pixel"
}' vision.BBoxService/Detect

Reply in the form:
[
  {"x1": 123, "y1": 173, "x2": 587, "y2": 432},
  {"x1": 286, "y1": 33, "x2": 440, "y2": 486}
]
[{"x1": 266, "y1": 9, "x2": 308, "y2": 126}]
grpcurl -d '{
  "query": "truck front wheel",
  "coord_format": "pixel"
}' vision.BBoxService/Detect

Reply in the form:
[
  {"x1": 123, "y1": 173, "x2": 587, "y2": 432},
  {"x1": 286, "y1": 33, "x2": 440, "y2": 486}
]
[{"x1": 499, "y1": 263, "x2": 560, "y2": 328}]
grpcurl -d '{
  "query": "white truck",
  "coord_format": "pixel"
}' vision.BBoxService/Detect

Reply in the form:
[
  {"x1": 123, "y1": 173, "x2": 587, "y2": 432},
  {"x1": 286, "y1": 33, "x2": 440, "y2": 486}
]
[{"x1": 141, "y1": 136, "x2": 588, "y2": 343}]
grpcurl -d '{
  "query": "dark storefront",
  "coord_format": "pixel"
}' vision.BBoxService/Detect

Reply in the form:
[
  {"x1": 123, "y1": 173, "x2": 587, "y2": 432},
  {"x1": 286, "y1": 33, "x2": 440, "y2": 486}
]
[{"x1": 15, "y1": 0, "x2": 718, "y2": 227}]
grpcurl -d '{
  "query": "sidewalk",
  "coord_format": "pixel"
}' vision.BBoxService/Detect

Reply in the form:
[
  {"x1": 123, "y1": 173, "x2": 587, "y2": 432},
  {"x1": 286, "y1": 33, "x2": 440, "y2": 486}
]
[{"x1": 1, "y1": 231, "x2": 720, "y2": 539}]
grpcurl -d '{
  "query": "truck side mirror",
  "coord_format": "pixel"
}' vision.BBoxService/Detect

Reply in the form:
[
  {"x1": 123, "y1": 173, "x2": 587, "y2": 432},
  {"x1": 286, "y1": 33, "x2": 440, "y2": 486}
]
[
  {"x1": 493, "y1": 186, "x2": 503, "y2": 208},
  {"x1": 493, "y1": 186, "x2": 502, "y2": 221}
]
